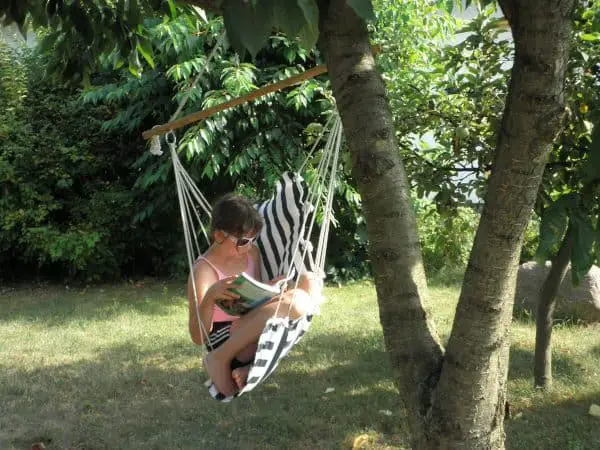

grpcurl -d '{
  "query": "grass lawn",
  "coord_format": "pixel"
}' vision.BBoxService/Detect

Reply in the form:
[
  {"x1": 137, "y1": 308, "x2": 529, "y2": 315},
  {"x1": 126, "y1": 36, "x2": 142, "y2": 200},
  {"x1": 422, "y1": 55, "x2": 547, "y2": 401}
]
[{"x1": 1, "y1": 281, "x2": 599, "y2": 449}]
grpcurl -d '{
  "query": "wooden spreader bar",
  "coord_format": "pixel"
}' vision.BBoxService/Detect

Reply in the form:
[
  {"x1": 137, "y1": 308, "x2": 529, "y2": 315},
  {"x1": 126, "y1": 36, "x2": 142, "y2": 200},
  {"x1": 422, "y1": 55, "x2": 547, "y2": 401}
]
[{"x1": 142, "y1": 64, "x2": 328, "y2": 140}]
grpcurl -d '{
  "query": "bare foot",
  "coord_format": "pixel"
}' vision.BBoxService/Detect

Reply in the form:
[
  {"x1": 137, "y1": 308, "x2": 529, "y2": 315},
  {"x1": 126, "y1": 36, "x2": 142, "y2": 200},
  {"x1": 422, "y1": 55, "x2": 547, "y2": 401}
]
[
  {"x1": 203, "y1": 353, "x2": 236, "y2": 397},
  {"x1": 232, "y1": 365, "x2": 251, "y2": 391}
]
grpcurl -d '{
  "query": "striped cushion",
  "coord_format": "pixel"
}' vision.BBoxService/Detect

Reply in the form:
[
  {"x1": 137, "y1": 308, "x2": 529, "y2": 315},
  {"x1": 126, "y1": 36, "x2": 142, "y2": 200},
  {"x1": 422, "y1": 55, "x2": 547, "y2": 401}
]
[{"x1": 255, "y1": 172, "x2": 314, "y2": 281}]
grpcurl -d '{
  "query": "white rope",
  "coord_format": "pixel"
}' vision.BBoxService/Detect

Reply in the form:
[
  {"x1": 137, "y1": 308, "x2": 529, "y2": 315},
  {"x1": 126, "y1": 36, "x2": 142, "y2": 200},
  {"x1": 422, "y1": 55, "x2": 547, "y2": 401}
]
[
  {"x1": 298, "y1": 113, "x2": 336, "y2": 174},
  {"x1": 316, "y1": 118, "x2": 342, "y2": 271},
  {"x1": 170, "y1": 136, "x2": 213, "y2": 348},
  {"x1": 274, "y1": 115, "x2": 344, "y2": 318},
  {"x1": 149, "y1": 31, "x2": 226, "y2": 349}
]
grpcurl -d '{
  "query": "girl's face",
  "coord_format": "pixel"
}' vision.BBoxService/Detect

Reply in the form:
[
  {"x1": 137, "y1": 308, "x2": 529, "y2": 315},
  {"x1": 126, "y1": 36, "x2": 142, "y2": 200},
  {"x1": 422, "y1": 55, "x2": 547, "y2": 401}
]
[{"x1": 214, "y1": 230, "x2": 257, "y2": 255}]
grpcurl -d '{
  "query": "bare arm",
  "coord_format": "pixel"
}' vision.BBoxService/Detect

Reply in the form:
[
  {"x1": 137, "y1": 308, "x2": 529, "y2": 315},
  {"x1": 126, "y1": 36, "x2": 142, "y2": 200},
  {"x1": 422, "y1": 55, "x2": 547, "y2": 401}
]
[
  {"x1": 187, "y1": 264, "x2": 216, "y2": 346},
  {"x1": 187, "y1": 263, "x2": 240, "y2": 346}
]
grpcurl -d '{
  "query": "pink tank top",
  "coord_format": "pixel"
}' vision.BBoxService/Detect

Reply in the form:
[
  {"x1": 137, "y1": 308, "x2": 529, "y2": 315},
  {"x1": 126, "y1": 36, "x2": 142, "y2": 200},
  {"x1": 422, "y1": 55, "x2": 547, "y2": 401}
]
[{"x1": 194, "y1": 253, "x2": 256, "y2": 323}]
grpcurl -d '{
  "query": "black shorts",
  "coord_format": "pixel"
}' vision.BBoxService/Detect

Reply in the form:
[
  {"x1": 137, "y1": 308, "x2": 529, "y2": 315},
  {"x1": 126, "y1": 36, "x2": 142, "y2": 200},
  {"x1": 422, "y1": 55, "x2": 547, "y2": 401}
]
[{"x1": 205, "y1": 321, "x2": 232, "y2": 352}]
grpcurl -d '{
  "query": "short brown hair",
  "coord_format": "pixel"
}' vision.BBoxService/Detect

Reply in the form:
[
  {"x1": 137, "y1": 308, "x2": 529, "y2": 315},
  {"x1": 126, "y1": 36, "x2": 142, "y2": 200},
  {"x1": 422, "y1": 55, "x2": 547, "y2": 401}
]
[{"x1": 211, "y1": 193, "x2": 263, "y2": 237}]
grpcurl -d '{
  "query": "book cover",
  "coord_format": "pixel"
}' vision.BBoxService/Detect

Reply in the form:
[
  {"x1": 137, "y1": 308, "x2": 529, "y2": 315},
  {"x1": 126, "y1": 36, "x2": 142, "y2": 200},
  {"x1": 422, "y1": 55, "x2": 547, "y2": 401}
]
[{"x1": 216, "y1": 272, "x2": 284, "y2": 316}]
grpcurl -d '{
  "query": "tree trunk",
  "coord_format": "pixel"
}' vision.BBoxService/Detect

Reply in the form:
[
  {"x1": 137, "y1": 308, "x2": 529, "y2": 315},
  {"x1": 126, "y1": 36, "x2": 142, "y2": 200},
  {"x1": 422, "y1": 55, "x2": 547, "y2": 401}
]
[
  {"x1": 534, "y1": 227, "x2": 573, "y2": 389},
  {"x1": 427, "y1": 1, "x2": 575, "y2": 448},
  {"x1": 318, "y1": 0, "x2": 444, "y2": 441}
]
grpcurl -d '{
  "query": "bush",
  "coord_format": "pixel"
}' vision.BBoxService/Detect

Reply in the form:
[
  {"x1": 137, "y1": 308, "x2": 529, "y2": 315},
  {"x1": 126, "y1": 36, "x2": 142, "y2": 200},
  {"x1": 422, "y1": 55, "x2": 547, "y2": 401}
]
[{"x1": 0, "y1": 43, "x2": 150, "y2": 280}]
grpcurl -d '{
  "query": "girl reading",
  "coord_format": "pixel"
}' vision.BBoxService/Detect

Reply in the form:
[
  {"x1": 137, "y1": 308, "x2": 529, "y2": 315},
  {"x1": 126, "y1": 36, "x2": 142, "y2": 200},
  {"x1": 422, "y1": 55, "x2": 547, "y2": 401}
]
[{"x1": 187, "y1": 193, "x2": 322, "y2": 397}]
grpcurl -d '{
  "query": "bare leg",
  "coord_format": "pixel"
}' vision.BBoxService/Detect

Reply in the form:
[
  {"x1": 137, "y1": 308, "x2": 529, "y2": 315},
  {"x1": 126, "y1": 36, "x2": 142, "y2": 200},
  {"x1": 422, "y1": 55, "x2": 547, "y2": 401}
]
[
  {"x1": 203, "y1": 287, "x2": 317, "y2": 396},
  {"x1": 295, "y1": 272, "x2": 323, "y2": 300},
  {"x1": 229, "y1": 320, "x2": 257, "y2": 364}
]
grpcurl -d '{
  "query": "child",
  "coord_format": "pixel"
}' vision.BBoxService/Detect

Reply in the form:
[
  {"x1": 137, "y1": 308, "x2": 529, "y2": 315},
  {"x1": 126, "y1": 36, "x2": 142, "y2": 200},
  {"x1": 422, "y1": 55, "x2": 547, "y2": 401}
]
[{"x1": 187, "y1": 193, "x2": 322, "y2": 397}]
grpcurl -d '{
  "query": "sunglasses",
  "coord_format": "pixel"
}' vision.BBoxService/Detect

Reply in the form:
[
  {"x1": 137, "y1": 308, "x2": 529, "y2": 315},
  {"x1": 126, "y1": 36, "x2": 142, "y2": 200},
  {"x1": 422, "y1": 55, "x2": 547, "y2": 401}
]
[{"x1": 224, "y1": 233, "x2": 258, "y2": 248}]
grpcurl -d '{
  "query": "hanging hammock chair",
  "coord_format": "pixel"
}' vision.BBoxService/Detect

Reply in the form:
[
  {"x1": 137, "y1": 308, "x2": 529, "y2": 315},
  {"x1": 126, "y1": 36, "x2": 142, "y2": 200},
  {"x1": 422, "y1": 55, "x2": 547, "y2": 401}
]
[{"x1": 145, "y1": 34, "x2": 344, "y2": 402}]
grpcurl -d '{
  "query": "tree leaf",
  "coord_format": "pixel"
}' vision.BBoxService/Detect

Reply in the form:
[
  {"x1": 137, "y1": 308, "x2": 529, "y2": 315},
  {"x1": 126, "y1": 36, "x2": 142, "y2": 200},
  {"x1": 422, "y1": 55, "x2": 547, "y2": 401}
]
[
  {"x1": 192, "y1": 6, "x2": 209, "y2": 23},
  {"x1": 223, "y1": 0, "x2": 275, "y2": 58},
  {"x1": 292, "y1": 0, "x2": 319, "y2": 49},
  {"x1": 570, "y1": 212, "x2": 596, "y2": 285},
  {"x1": 69, "y1": 0, "x2": 94, "y2": 44},
  {"x1": 128, "y1": 49, "x2": 142, "y2": 78},
  {"x1": 296, "y1": 22, "x2": 319, "y2": 50},
  {"x1": 167, "y1": 0, "x2": 177, "y2": 18},
  {"x1": 136, "y1": 36, "x2": 155, "y2": 69},
  {"x1": 536, "y1": 195, "x2": 574, "y2": 261},
  {"x1": 346, "y1": 0, "x2": 376, "y2": 22},
  {"x1": 582, "y1": 121, "x2": 600, "y2": 182},
  {"x1": 297, "y1": 0, "x2": 318, "y2": 26},
  {"x1": 580, "y1": 33, "x2": 600, "y2": 42},
  {"x1": 274, "y1": 1, "x2": 308, "y2": 38}
]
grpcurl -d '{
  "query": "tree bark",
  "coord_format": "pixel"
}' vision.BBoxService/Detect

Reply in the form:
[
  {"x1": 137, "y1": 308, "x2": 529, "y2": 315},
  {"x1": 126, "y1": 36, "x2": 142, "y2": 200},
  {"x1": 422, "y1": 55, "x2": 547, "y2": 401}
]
[
  {"x1": 318, "y1": 0, "x2": 444, "y2": 441},
  {"x1": 427, "y1": 1, "x2": 575, "y2": 448},
  {"x1": 534, "y1": 227, "x2": 573, "y2": 389}
]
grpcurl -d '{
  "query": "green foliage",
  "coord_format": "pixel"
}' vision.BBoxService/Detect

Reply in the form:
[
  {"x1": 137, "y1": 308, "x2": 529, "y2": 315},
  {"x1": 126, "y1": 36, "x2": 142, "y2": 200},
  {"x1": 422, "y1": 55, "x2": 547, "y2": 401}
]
[
  {"x1": 398, "y1": 2, "x2": 510, "y2": 205},
  {"x1": 1, "y1": 5, "x2": 376, "y2": 281},
  {"x1": 1, "y1": 0, "x2": 377, "y2": 83},
  {"x1": 377, "y1": 2, "x2": 599, "y2": 283},
  {"x1": 571, "y1": 211, "x2": 596, "y2": 284},
  {"x1": 536, "y1": 194, "x2": 573, "y2": 261},
  {"x1": 78, "y1": 10, "x2": 373, "y2": 281},
  {"x1": 413, "y1": 199, "x2": 479, "y2": 282},
  {"x1": 520, "y1": 215, "x2": 541, "y2": 262},
  {"x1": 0, "y1": 42, "x2": 150, "y2": 280},
  {"x1": 1, "y1": 0, "x2": 176, "y2": 83}
]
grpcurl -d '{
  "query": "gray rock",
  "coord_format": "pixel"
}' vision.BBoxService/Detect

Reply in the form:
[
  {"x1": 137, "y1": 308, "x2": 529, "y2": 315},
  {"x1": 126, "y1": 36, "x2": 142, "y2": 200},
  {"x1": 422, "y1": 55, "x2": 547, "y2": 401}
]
[{"x1": 514, "y1": 261, "x2": 600, "y2": 322}]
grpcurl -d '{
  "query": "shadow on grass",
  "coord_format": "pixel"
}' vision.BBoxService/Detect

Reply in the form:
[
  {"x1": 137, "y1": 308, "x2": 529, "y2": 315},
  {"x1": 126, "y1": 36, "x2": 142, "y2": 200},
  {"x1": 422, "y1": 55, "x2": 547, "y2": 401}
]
[
  {"x1": 0, "y1": 282, "x2": 186, "y2": 327},
  {"x1": 505, "y1": 394, "x2": 600, "y2": 450},
  {"x1": 0, "y1": 328, "x2": 407, "y2": 450},
  {"x1": 509, "y1": 346, "x2": 587, "y2": 385}
]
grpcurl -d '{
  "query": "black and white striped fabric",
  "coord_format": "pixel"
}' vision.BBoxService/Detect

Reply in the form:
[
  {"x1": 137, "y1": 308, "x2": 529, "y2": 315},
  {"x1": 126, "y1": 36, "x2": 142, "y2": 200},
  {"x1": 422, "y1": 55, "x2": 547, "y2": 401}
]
[
  {"x1": 255, "y1": 172, "x2": 315, "y2": 281},
  {"x1": 205, "y1": 172, "x2": 317, "y2": 402},
  {"x1": 205, "y1": 314, "x2": 314, "y2": 402}
]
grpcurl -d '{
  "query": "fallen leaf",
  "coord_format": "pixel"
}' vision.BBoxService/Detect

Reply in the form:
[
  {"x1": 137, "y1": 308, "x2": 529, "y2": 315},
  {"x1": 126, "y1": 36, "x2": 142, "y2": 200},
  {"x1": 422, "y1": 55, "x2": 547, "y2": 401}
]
[
  {"x1": 325, "y1": 387, "x2": 335, "y2": 394},
  {"x1": 352, "y1": 434, "x2": 370, "y2": 449}
]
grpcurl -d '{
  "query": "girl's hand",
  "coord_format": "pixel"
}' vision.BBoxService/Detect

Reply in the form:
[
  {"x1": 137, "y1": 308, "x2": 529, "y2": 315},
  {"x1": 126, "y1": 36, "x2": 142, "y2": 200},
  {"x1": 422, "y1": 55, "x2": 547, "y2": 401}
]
[
  {"x1": 267, "y1": 276, "x2": 287, "y2": 286},
  {"x1": 204, "y1": 276, "x2": 240, "y2": 304}
]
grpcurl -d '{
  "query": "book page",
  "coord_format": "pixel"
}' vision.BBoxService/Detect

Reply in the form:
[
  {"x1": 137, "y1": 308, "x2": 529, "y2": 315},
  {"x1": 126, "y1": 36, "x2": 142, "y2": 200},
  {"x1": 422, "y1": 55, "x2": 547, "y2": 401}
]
[{"x1": 231, "y1": 273, "x2": 280, "y2": 305}]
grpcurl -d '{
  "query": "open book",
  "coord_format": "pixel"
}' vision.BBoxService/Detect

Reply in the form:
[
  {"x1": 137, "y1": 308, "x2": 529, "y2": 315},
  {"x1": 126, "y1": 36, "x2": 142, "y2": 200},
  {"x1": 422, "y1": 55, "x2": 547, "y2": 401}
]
[{"x1": 216, "y1": 272, "x2": 286, "y2": 316}]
